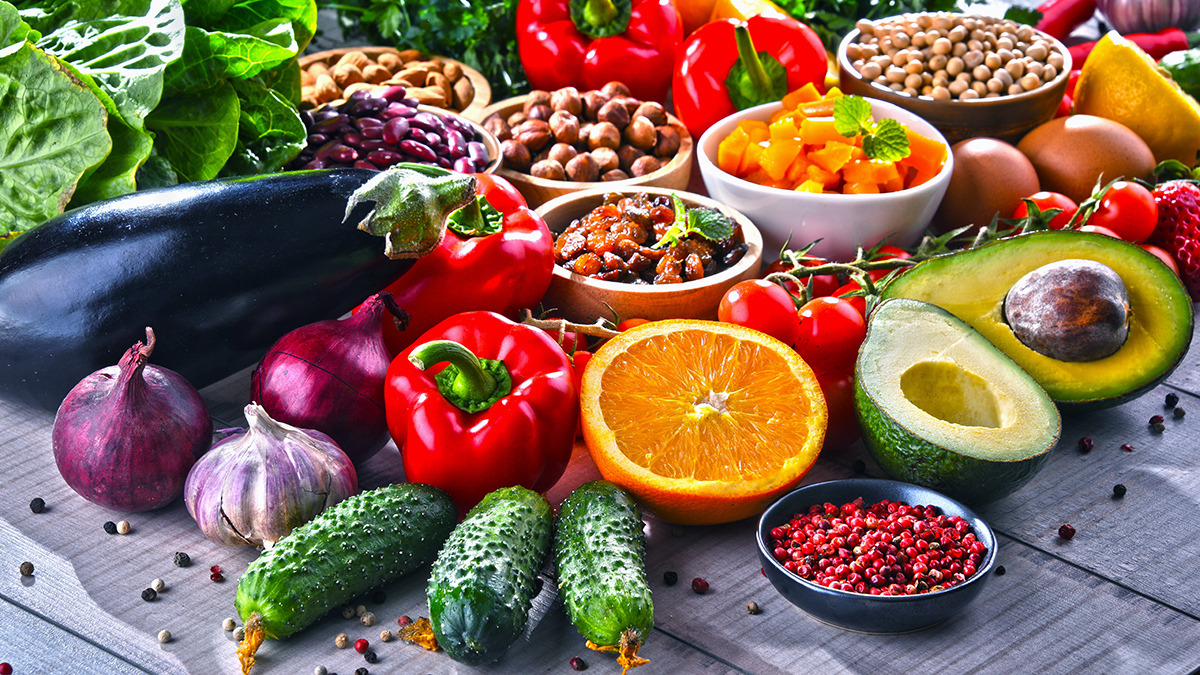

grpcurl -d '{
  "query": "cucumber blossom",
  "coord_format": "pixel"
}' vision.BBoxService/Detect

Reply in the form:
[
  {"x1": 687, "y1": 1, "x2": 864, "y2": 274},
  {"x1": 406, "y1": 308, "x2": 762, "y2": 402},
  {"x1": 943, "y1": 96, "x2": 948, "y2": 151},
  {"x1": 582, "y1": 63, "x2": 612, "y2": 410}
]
[
  {"x1": 234, "y1": 482, "x2": 456, "y2": 673},
  {"x1": 426, "y1": 485, "x2": 553, "y2": 665},
  {"x1": 556, "y1": 480, "x2": 654, "y2": 673}
]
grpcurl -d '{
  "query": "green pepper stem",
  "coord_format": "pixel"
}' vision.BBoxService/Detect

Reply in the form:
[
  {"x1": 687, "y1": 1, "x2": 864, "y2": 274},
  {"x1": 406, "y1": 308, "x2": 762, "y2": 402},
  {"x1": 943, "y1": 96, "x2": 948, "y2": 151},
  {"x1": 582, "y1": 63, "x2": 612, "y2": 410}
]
[
  {"x1": 734, "y1": 24, "x2": 772, "y2": 96},
  {"x1": 410, "y1": 340, "x2": 498, "y2": 402},
  {"x1": 585, "y1": 0, "x2": 619, "y2": 29}
]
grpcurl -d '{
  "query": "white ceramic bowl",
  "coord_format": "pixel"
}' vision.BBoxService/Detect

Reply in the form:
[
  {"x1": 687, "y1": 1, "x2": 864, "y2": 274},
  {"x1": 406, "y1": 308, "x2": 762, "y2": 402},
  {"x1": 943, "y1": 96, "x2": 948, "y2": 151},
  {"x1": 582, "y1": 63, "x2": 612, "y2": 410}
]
[{"x1": 697, "y1": 99, "x2": 954, "y2": 262}]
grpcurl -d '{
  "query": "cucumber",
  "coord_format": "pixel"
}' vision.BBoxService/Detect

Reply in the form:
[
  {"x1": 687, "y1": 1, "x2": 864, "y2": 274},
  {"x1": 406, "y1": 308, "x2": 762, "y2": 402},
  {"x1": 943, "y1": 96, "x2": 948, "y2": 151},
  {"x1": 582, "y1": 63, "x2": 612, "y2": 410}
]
[
  {"x1": 426, "y1": 485, "x2": 553, "y2": 665},
  {"x1": 555, "y1": 481, "x2": 654, "y2": 673},
  {"x1": 234, "y1": 482, "x2": 456, "y2": 673}
]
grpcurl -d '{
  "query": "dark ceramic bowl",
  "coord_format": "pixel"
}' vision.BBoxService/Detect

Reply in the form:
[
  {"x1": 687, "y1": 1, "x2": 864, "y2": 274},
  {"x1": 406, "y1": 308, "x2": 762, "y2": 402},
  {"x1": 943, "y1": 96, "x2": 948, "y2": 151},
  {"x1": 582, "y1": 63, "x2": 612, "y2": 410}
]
[{"x1": 756, "y1": 478, "x2": 997, "y2": 633}]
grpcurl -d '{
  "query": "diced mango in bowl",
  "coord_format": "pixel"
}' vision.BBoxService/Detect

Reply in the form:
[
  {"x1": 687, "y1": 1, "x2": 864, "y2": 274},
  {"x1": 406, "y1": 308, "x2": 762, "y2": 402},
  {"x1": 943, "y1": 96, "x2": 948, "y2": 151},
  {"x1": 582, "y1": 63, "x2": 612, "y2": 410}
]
[{"x1": 717, "y1": 84, "x2": 947, "y2": 194}]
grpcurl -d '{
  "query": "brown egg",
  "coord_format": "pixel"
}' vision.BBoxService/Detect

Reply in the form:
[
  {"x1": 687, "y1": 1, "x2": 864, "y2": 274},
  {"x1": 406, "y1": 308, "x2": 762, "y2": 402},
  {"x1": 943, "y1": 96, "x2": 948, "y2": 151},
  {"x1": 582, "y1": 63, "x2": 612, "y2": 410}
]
[
  {"x1": 931, "y1": 137, "x2": 1040, "y2": 235},
  {"x1": 1016, "y1": 115, "x2": 1155, "y2": 205}
]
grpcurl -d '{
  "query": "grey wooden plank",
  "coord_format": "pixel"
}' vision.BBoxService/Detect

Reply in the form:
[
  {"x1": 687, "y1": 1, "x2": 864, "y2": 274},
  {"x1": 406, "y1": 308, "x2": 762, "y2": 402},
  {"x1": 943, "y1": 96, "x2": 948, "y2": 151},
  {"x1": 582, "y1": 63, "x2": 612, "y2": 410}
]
[
  {"x1": 0, "y1": 597, "x2": 154, "y2": 675},
  {"x1": 1163, "y1": 330, "x2": 1200, "y2": 398}
]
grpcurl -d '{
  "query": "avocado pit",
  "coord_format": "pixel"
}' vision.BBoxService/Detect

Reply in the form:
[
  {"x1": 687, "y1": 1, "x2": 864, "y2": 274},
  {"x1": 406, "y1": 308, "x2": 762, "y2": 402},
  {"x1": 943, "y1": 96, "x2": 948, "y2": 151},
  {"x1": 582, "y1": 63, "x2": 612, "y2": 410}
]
[{"x1": 1003, "y1": 259, "x2": 1131, "y2": 362}]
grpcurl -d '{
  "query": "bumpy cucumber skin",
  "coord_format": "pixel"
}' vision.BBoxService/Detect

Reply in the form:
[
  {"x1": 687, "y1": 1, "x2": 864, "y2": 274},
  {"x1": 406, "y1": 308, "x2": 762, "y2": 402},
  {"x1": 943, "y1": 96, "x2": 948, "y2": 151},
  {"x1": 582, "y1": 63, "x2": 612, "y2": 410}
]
[
  {"x1": 235, "y1": 482, "x2": 456, "y2": 639},
  {"x1": 555, "y1": 481, "x2": 654, "y2": 647},
  {"x1": 427, "y1": 485, "x2": 553, "y2": 665}
]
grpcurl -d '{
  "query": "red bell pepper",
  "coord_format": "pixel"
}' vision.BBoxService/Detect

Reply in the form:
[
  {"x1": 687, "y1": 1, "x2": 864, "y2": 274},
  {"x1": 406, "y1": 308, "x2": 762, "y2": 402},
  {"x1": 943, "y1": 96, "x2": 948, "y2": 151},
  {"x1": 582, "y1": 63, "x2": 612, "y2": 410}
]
[
  {"x1": 1069, "y1": 28, "x2": 1200, "y2": 69},
  {"x1": 385, "y1": 311, "x2": 578, "y2": 516},
  {"x1": 516, "y1": 0, "x2": 684, "y2": 103},
  {"x1": 375, "y1": 170, "x2": 555, "y2": 355},
  {"x1": 672, "y1": 16, "x2": 827, "y2": 140},
  {"x1": 1034, "y1": 0, "x2": 1097, "y2": 40}
]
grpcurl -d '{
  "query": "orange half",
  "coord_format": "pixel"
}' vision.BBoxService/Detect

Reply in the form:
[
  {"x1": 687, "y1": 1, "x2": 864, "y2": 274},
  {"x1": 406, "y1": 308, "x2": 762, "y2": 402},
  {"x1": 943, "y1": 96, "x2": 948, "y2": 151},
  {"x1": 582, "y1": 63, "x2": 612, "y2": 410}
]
[{"x1": 580, "y1": 320, "x2": 828, "y2": 525}]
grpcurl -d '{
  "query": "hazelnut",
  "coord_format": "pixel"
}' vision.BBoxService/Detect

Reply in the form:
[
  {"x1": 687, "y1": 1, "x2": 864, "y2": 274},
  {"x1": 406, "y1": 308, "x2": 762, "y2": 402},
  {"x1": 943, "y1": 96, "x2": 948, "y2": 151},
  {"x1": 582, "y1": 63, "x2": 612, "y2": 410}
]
[
  {"x1": 624, "y1": 116, "x2": 657, "y2": 151},
  {"x1": 633, "y1": 101, "x2": 668, "y2": 126},
  {"x1": 501, "y1": 139, "x2": 532, "y2": 172},
  {"x1": 588, "y1": 121, "x2": 621, "y2": 150},
  {"x1": 577, "y1": 122, "x2": 595, "y2": 150},
  {"x1": 653, "y1": 125, "x2": 681, "y2": 158},
  {"x1": 591, "y1": 146, "x2": 619, "y2": 172},
  {"x1": 630, "y1": 155, "x2": 663, "y2": 177},
  {"x1": 601, "y1": 81, "x2": 632, "y2": 99},
  {"x1": 620, "y1": 97, "x2": 643, "y2": 116},
  {"x1": 597, "y1": 98, "x2": 630, "y2": 129},
  {"x1": 551, "y1": 87, "x2": 583, "y2": 116},
  {"x1": 523, "y1": 90, "x2": 552, "y2": 113},
  {"x1": 566, "y1": 153, "x2": 600, "y2": 182},
  {"x1": 482, "y1": 113, "x2": 512, "y2": 142},
  {"x1": 507, "y1": 110, "x2": 528, "y2": 127},
  {"x1": 548, "y1": 110, "x2": 581, "y2": 145},
  {"x1": 548, "y1": 142, "x2": 578, "y2": 165},
  {"x1": 526, "y1": 103, "x2": 553, "y2": 121},
  {"x1": 602, "y1": 169, "x2": 631, "y2": 181},
  {"x1": 531, "y1": 158, "x2": 567, "y2": 181},
  {"x1": 582, "y1": 90, "x2": 610, "y2": 120},
  {"x1": 516, "y1": 119, "x2": 552, "y2": 152},
  {"x1": 617, "y1": 144, "x2": 646, "y2": 172}
]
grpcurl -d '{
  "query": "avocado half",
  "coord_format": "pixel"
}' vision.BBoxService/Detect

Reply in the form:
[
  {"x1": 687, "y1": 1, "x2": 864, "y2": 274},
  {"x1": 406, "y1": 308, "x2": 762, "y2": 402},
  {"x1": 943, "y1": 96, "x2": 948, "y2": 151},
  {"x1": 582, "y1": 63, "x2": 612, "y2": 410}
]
[
  {"x1": 881, "y1": 231, "x2": 1194, "y2": 411},
  {"x1": 855, "y1": 298, "x2": 1061, "y2": 506}
]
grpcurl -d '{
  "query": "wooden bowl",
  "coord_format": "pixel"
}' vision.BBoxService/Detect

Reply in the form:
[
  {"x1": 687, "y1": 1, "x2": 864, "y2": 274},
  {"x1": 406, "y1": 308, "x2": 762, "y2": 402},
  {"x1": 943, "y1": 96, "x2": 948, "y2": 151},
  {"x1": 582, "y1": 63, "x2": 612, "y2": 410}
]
[
  {"x1": 537, "y1": 187, "x2": 762, "y2": 324},
  {"x1": 475, "y1": 95, "x2": 693, "y2": 209},
  {"x1": 300, "y1": 46, "x2": 492, "y2": 120}
]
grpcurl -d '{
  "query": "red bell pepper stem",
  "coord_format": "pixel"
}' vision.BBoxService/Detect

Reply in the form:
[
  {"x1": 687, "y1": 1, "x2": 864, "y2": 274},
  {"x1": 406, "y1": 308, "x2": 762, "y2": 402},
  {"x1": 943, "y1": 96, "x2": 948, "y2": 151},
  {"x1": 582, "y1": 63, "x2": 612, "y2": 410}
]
[
  {"x1": 735, "y1": 24, "x2": 772, "y2": 98},
  {"x1": 583, "y1": 0, "x2": 619, "y2": 32},
  {"x1": 1069, "y1": 28, "x2": 1200, "y2": 68},
  {"x1": 409, "y1": 340, "x2": 512, "y2": 412},
  {"x1": 1035, "y1": 0, "x2": 1097, "y2": 40}
]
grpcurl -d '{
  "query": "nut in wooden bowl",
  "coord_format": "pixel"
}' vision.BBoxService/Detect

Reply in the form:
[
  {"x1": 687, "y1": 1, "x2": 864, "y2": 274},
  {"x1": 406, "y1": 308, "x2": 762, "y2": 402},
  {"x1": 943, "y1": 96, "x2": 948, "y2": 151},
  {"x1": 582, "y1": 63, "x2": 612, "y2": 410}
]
[
  {"x1": 537, "y1": 187, "x2": 762, "y2": 324},
  {"x1": 476, "y1": 84, "x2": 692, "y2": 209},
  {"x1": 299, "y1": 47, "x2": 492, "y2": 120}
]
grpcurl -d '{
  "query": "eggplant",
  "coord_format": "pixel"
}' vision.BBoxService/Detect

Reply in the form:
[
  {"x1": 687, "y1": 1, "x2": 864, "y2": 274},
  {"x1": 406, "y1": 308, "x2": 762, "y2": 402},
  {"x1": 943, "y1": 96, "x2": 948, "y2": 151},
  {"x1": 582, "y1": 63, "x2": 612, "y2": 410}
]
[{"x1": 0, "y1": 168, "x2": 475, "y2": 411}]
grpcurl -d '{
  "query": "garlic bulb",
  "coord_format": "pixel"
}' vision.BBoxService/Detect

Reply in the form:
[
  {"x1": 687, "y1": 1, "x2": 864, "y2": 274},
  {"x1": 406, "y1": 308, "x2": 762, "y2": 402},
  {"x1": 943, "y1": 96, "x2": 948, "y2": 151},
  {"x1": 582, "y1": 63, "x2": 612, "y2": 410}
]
[{"x1": 184, "y1": 402, "x2": 357, "y2": 547}]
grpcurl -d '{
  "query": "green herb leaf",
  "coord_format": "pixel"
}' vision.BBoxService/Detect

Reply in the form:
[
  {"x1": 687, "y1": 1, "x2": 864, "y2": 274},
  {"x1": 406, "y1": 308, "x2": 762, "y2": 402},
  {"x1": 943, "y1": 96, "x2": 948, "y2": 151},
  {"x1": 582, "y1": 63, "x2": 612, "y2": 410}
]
[
  {"x1": 653, "y1": 194, "x2": 735, "y2": 249},
  {"x1": 833, "y1": 94, "x2": 910, "y2": 161},
  {"x1": 833, "y1": 95, "x2": 871, "y2": 137},
  {"x1": 864, "y1": 118, "x2": 910, "y2": 162},
  {"x1": 145, "y1": 80, "x2": 240, "y2": 182},
  {"x1": 1003, "y1": 6, "x2": 1041, "y2": 26}
]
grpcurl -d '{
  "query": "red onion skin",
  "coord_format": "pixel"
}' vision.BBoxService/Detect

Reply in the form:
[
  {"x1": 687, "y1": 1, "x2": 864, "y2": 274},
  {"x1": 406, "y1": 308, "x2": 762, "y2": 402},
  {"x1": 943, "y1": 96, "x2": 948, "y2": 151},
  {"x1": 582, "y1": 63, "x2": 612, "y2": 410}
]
[
  {"x1": 249, "y1": 292, "x2": 401, "y2": 465},
  {"x1": 52, "y1": 329, "x2": 213, "y2": 512}
]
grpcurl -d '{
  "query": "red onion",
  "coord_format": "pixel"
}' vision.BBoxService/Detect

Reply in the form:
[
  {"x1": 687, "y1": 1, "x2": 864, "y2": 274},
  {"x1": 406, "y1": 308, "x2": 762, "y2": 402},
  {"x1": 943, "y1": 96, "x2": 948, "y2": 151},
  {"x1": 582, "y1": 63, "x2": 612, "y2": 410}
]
[
  {"x1": 52, "y1": 327, "x2": 213, "y2": 512},
  {"x1": 250, "y1": 292, "x2": 405, "y2": 465}
]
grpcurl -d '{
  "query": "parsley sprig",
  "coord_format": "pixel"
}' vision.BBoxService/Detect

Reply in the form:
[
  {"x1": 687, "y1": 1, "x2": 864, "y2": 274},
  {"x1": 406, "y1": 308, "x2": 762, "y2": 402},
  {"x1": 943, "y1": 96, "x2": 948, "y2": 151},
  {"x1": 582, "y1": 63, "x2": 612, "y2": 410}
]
[
  {"x1": 653, "y1": 194, "x2": 735, "y2": 250},
  {"x1": 833, "y1": 96, "x2": 911, "y2": 163}
]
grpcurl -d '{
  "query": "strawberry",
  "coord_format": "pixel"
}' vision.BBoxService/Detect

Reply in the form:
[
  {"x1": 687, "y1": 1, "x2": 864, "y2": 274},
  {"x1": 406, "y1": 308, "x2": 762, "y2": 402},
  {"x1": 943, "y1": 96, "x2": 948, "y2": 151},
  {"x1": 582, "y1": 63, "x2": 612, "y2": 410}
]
[{"x1": 1148, "y1": 180, "x2": 1200, "y2": 301}]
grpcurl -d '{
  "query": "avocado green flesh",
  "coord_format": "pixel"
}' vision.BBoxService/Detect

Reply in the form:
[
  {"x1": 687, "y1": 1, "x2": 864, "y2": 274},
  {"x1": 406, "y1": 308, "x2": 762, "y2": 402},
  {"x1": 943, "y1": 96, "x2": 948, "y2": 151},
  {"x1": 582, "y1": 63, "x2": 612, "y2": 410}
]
[
  {"x1": 881, "y1": 231, "x2": 1194, "y2": 409},
  {"x1": 855, "y1": 299, "x2": 1061, "y2": 506}
]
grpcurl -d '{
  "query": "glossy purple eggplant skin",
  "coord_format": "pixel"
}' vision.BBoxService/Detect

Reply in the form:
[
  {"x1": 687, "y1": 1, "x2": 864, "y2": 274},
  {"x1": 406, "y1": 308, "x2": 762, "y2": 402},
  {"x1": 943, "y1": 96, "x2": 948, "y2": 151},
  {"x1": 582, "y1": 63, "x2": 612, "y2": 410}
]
[{"x1": 0, "y1": 169, "x2": 414, "y2": 411}]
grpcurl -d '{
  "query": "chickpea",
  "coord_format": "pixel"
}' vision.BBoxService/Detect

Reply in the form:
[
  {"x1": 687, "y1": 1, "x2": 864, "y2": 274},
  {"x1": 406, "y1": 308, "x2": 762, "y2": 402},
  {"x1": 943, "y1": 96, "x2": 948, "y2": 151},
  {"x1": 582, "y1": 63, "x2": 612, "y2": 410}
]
[
  {"x1": 971, "y1": 80, "x2": 988, "y2": 96},
  {"x1": 960, "y1": 88, "x2": 980, "y2": 99},
  {"x1": 928, "y1": 53, "x2": 949, "y2": 72},
  {"x1": 984, "y1": 52, "x2": 1003, "y2": 70},
  {"x1": 886, "y1": 65, "x2": 908, "y2": 83},
  {"x1": 932, "y1": 85, "x2": 952, "y2": 100},
  {"x1": 932, "y1": 71, "x2": 950, "y2": 88},
  {"x1": 963, "y1": 50, "x2": 984, "y2": 70},
  {"x1": 1043, "y1": 64, "x2": 1058, "y2": 81},
  {"x1": 948, "y1": 24, "x2": 969, "y2": 42},
  {"x1": 946, "y1": 56, "x2": 965, "y2": 76},
  {"x1": 952, "y1": 41, "x2": 969, "y2": 57},
  {"x1": 905, "y1": 59, "x2": 924, "y2": 75},
  {"x1": 1009, "y1": 83, "x2": 1026, "y2": 96},
  {"x1": 1020, "y1": 72, "x2": 1042, "y2": 90},
  {"x1": 948, "y1": 79, "x2": 969, "y2": 97},
  {"x1": 859, "y1": 61, "x2": 883, "y2": 80},
  {"x1": 972, "y1": 64, "x2": 992, "y2": 81},
  {"x1": 1027, "y1": 60, "x2": 1045, "y2": 78},
  {"x1": 1026, "y1": 42, "x2": 1048, "y2": 61},
  {"x1": 904, "y1": 72, "x2": 924, "y2": 89},
  {"x1": 1048, "y1": 52, "x2": 1065, "y2": 70},
  {"x1": 986, "y1": 77, "x2": 1005, "y2": 93},
  {"x1": 1006, "y1": 59, "x2": 1026, "y2": 79}
]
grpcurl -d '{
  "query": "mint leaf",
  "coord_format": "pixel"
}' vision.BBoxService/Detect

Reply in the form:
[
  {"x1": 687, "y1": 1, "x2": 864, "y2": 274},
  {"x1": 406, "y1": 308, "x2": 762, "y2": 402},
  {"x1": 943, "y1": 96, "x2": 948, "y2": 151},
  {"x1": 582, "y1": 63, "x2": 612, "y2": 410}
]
[
  {"x1": 833, "y1": 95, "x2": 871, "y2": 138},
  {"x1": 834, "y1": 94, "x2": 911, "y2": 161},
  {"x1": 688, "y1": 207, "x2": 734, "y2": 242},
  {"x1": 865, "y1": 118, "x2": 910, "y2": 162}
]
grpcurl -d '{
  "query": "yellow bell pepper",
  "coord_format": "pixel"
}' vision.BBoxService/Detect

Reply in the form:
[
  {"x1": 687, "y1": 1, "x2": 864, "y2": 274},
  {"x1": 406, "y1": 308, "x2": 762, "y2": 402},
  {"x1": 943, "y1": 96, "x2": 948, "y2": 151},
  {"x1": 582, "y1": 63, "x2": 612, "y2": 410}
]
[
  {"x1": 709, "y1": 0, "x2": 791, "y2": 23},
  {"x1": 678, "y1": 0, "x2": 722, "y2": 36}
]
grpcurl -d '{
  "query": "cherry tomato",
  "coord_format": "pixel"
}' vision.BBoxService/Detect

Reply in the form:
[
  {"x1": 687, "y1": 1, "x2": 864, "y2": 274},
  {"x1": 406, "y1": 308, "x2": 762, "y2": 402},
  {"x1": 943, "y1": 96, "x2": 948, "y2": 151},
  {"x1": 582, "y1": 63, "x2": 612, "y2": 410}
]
[
  {"x1": 816, "y1": 370, "x2": 861, "y2": 453},
  {"x1": 718, "y1": 279, "x2": 800, "y2": 347},
  {"x1": 1088, "y1": 181, "x2": 1158, "y2": 244},
  {"x1": 762, "y1": 257, "x2": 839, "y2": 298},
  {"x1": 831, "y1": 281, "x2": 867, "y2": 319},
  {"x1": 617, "y1": 318, "x2": 650, "y2": 331},
  {"x1": 1066, "y1": 68, "x2": 1081, "y2": 98},
  {"x1": 1078, "y1": 224, "x2": 1122, "y2": 239},
  {"x1": 569, "y1": 350, "x2": 592, "y2": 437},
  {"x1": 794, "y1": 296, "x2": 867, "y2": 377},
  {"x1": 1141, "y1": 244, "x2": 1180, "y2": 275},
  {"x1": 1055, "y1": 93, "x2": 1072, "y2": 118},
  {"x1": 1011, "y1": 191, "x2": 1078, "y2": 230},
  {"x1": 542, "y1": 327, "x2": 585, "y2": 354},
  {"x1": 865, "y1": 245, "x2": 911, "y2": 282}
]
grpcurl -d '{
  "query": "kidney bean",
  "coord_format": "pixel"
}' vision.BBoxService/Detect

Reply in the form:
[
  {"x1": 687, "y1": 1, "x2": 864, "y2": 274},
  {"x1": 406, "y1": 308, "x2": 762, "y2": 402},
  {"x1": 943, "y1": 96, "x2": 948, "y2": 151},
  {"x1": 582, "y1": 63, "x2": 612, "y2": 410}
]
[
  {"x1": 437, "y1": 156, "x2": 452, "y2": 169},
  {"x1": 382, "y1": 117, "x2": 410, "y2": 145},
  {"x1": 303, "y1": 157, "x2": 330, "y2": 169},
  {"x1": 410, "y1": 112, "x2": 447, "y2": 136},
  {"x1": 467, "y1": 141, "x2": 489, "y2": 165},
  {"x1": 359, "y1": 138, "x2": 389, "y2": 152},
  {"x1": 305, "y1": 133, "x2": 328, "y2": 149},
  {"x1": 400, "y1": 97, "x2": 420, "y2": 108},
  {"x1": 313, "y1": 139, "x2": 341, "y2": 160},
  {"x1": 300, "y1": 110, "x2": 315, "y2": 127},
  {"x1": 346, "y1": 89, "x2": 372, "y2": 105},
  {"x1": 313, "y1": 114, "x2": 349, "y2": 134},
  {"x1": 453, "y1": 156, "x2": 476, "y2": 173},
  {"x1": 445, "y1": 114, "x2": 477, "y2": 139},
  {"x1": 354, "y1": 159, "x2": 380, "y2": 170},
  {"x1": 421, "y1": 130, "x2": 442, "y2": 148},
  {"x1": 381, "y1": 102, "x2": 418, "y2": 120},
  {"x1": 311, "y1": 107, "x2": 341, "y2": 122},
  {"x1": 361, "y1": 125, "x2": 383, "y2": 140},
  {"x1": 399, "y1": 139, "x2": 437, "y2": 162},
  {"x1": 350, "y1": 96, "x2": 387, "y2": 117},
  {"x1": 446, "y1": 129, "x2": 467, "y2": 158},
  {"x1": 380, "y1": 85, "x2": 408, "y2": 102},
  {"x1": 354, "y1": 117, "x2": 383, "y2": 130},
  {"x1": 367, "y1": 150, "x2": 404, "y2": 168},
  {"x1": 330, "y1": 144, "x2": 359, "y2": 164},
  {"x1": 342, "y1": 132, "x2": 366, "y2": 148}
]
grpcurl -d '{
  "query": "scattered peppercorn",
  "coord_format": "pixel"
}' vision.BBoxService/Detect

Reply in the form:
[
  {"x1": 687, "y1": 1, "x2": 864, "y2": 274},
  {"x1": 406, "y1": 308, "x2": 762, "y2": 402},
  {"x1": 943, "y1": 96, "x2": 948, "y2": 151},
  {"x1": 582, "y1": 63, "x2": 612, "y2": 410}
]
[
  {"x1": 142, "y1": 588, "x2": 158, "y2": 602},
  {"x1": 361, "y1": 612, "x2": 376, "y2": 627},
  {"x1": 354, "y1": 638, "x2": 369, "y2": 653},
  {"x1": 1077, "y1": 437, "x2": 1093, "y2": 453},
  {"x1": 397, "y1": 615, "x2": 412, "y2": 627},
  {"x1": 1058, "y1": 524, "x2": 1076, "y2": 540},
  {"x1": 747, "y1": 601, "x2": 761, "y2": 615},
  {"x1": 363, "y1": 650, "x2": 377, "y2": 664},
  {"x1": 691, "y1": 577, "x2": 709, "y2": 594},
  {"x1": 223, "y1": 618, "x2": 236, "y2": 632},
  {"x1": 1174, "y1": 407, "x2": 1186, "y2": 419},
  {"x1": 210, "y1": 565, "x2": 222, "y2": 574},
  {"x1": 29, "y1": 497, "x2": 45, "y2": 513},
  {"x1": 994, "y1": 566, "x2": 1006, "y2": 576},
  {"x1": 117, "y1": 520, "x2": 131, "y2": 534},
  {"x1": 233, "y1": 626, "x2": 245, "y2": 641},
  {"x1": 173, "y1": 552, "x2": 191, "y2": 567},
  {"x1": 371, "y1": 589, "x2": 387, "y2": 604},
  {"x1": 1121, "y1": 443, "x2": 1134, "y2": 452},
  {"x1": 315, "y1": 667, "x2": 327, "y2": 675},
  {"x1": 342, "y1": 605, "x2": 356, "y2": 619},
  {"x1": 1152, "y1": 422, "x2": 1166, "y2": 433},
  {"x1": 379, "y1": 630, "x2": 394, "y2": 642},
  {"x1": 1150, "y1": 414, "x2": 1165, "y2": 425},
  {"x1": 356, "y1": 604, "x2": 367, "y2": 617},
  {"x1": 0, "y1": 663, "x2": 11, "y2": 675},
  {"x1": 19, "y1": 561, "x2": 34, "y2": 576},
  {"x1": 158, "y1": 630, "x2": 172, "y2": 643},
  {"x1": 852, "y1": 459, "x2": 866, "y2": 474},
  {"x1": 570, "y1": 655, "x2": 588, "y2": 671},
  {"x1": 1113, "y1": 484, "x2": 1127, "y2": 498},
  {"x1": 1166, "y1": 392, "x2": 1180, "y2": 407},
  {"x1": 103, "y1": 520, "x2": 118, "y2": 535},
  {"x1": 151, "y1": 578, "x2": 165, "y2": 593},
  {"x1": 335, "y1": 633, "x2": 350, "y2": 649},
  {"x1": 210, "y1": 572, "x2": 224, "y2": 582},
  {"x1": 356, "y1": 669, "x2": 369, "y2": 675},
  {"x1": 663, "y1": 571, "x2": 678, "y2": 586}
]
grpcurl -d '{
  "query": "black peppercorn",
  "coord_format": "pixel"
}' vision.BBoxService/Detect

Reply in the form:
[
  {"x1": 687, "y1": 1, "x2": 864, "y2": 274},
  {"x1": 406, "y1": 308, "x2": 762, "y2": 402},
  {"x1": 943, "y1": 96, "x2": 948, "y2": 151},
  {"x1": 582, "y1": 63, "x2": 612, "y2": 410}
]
[
  {"x1": 1113, "y1": 484, "x2": 1127, "y2": 498},
  {"x1": 1166, "y1": 392, "x2": 1180, "y2": 407},
  {"x1": 355, "y1": 669, "x2": 369, "y2": 675},
  {"x1": 1152, "y1": 422, "x2": 1166, "y2": 433},
  {"x1": 663, "y1": 571, "x2": 678, "y2": 586},
  {"x1": 852, "y1": 459, "x2": 866, "y2": 474},
  {"x1": 142, "y1": 588, "x2": 158, "y2": 602},
  {"x1": 994, "y1": 565, "x2": 1006, "y2": 576},
  {"x1": 19, "y1": 561, "x2": 34, "y2": 576},
  {"x1": 570, "y1": 655, "x2": 588, "y2": 670},
  {"x1": 363, "y1": 650, "x2": 377, "y2": 664},
  {"x1": 173, "y1": 551, "x2": 191, "y2": 567},
  {"x1": 103, "y1": 521, "x2": 118, "y2": 535},
  {"x1": 29, "y1": 497, "x2": 45, "y2": 514},
  {"x1": 371, "y1": 589, "x2": 387, "y2": 604},
  {"x1": 747, "y1": 601, "x2": 761, "y2": 614}
]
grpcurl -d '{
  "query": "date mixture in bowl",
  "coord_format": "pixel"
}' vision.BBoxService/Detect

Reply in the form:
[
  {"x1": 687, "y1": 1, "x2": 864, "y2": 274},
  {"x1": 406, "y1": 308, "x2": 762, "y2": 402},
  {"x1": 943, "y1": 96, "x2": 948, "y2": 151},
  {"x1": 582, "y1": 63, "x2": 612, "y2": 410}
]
[{"x1": 553, "y1": 192, "x2": 748, "y2": 284}]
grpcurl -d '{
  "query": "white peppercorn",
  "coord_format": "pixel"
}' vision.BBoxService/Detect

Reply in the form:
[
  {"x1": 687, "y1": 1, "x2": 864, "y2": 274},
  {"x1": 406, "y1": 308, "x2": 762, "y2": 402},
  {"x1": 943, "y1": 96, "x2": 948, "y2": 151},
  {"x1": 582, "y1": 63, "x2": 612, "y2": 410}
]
[
  {"x1": 117, "y1": 520, "x2": 131, "y2": 535},
  {"x1": 223, "y1": 618, "x2": 237, "y2": 632},
  {"x1": 151, "y1": 578, "x2": 165, "y2": 593},
  {"x1": 158, "y1": 630, "x2": 172, "y2": 643}
]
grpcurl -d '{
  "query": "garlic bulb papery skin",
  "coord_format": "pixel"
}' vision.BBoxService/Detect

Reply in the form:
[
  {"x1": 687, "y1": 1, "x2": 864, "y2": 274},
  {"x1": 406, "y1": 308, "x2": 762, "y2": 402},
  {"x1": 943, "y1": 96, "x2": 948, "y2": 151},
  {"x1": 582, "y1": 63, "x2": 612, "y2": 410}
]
[{"x1": 184, "y1": 402, "x2": 358, "y2": 547}]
